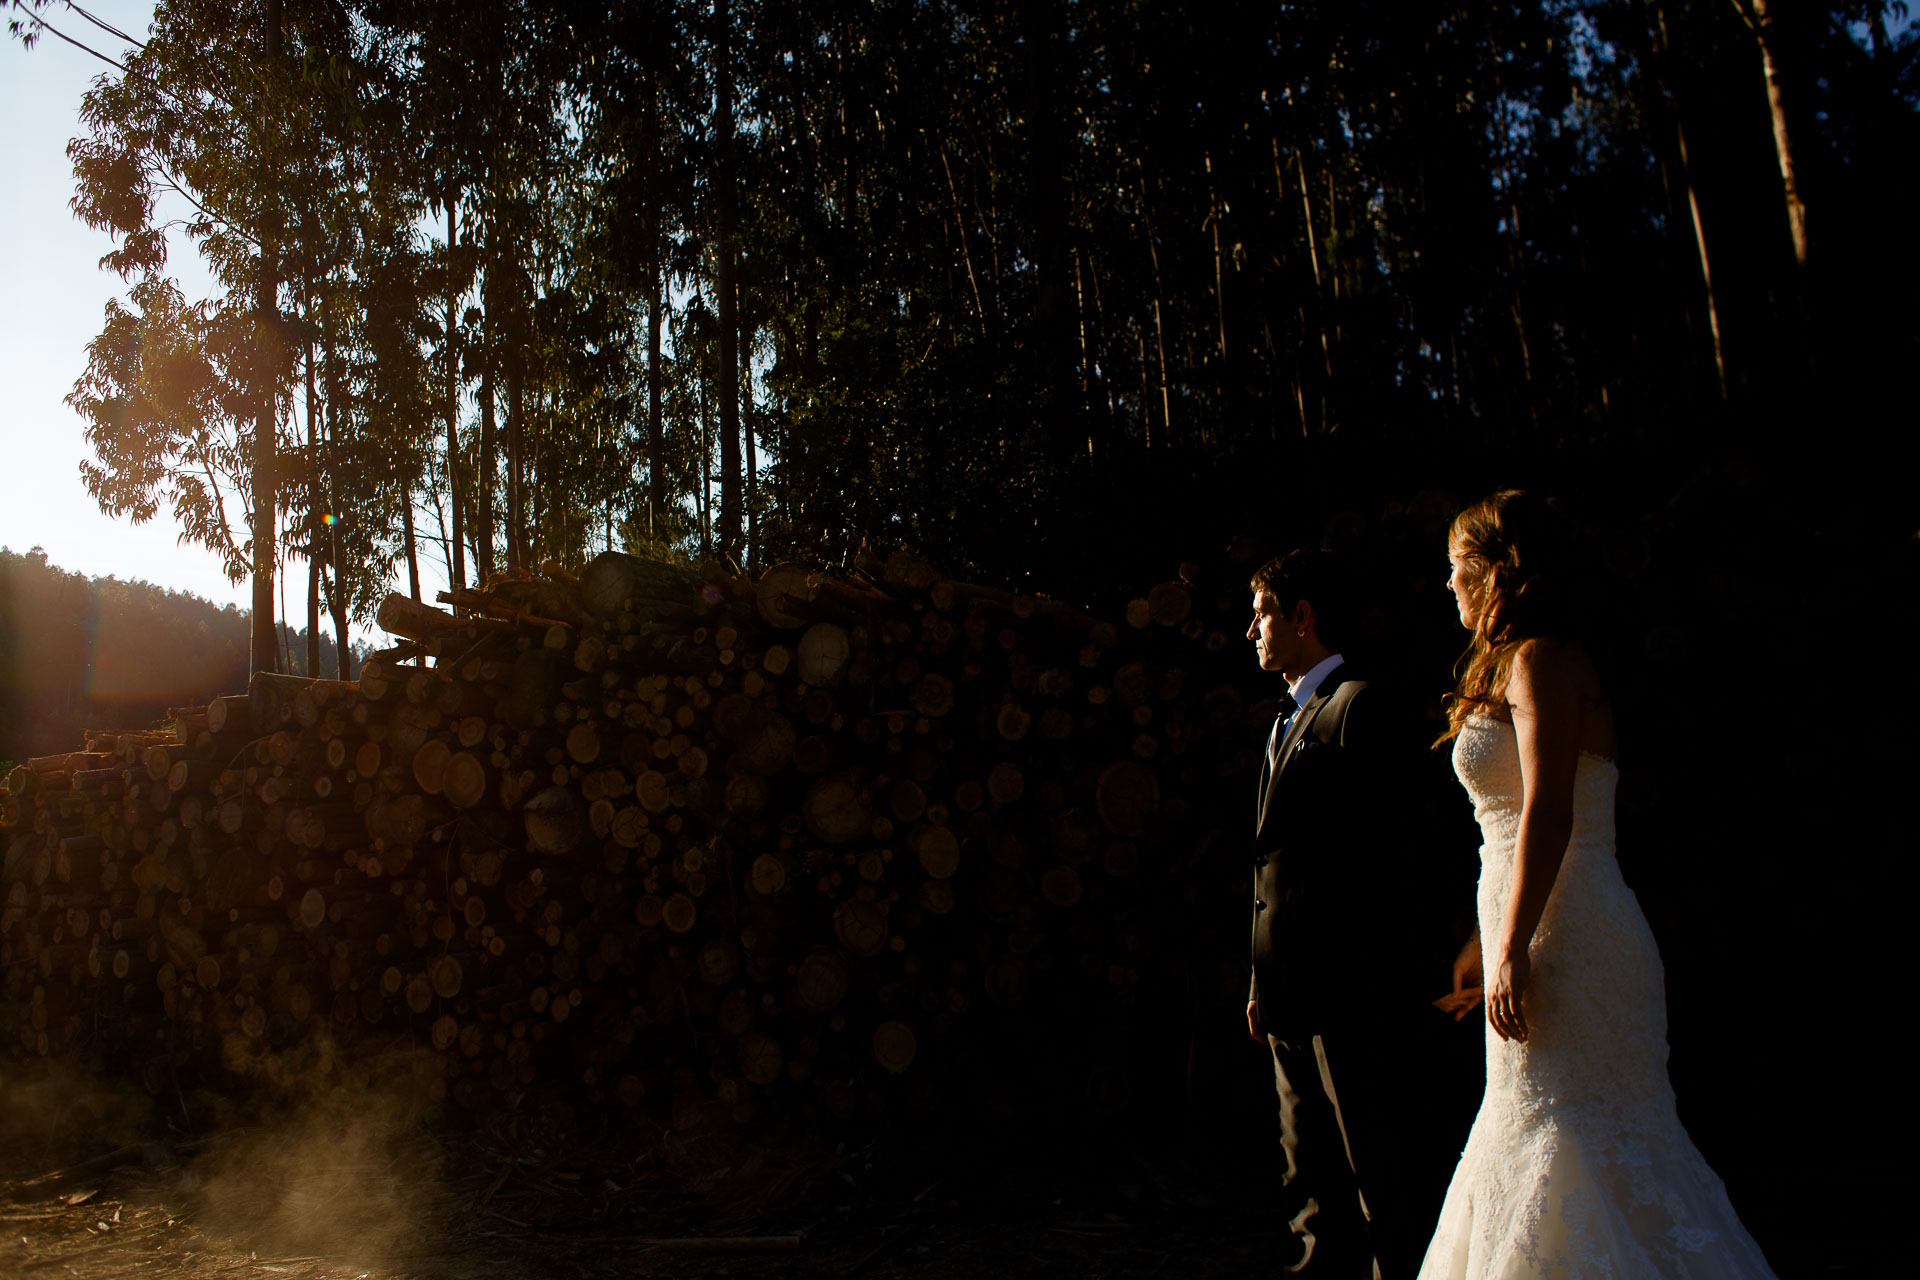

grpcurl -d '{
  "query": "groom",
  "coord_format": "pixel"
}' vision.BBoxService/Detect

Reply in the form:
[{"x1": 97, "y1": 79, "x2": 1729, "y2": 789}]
[{"x1": 1246, "y1": 549, "x2": 1462, "y2": 1279}]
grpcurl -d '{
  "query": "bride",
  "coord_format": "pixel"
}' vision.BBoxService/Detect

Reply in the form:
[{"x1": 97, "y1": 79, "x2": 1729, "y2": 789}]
[{"x1": 1419, "y1": 491, "x2": 1778, "y2": 1279}]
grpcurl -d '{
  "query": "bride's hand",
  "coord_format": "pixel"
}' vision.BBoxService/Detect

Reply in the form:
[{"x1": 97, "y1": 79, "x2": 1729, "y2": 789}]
[{"x1": 1486, "y1": 948, "x2": 1530, "y2": 1042}]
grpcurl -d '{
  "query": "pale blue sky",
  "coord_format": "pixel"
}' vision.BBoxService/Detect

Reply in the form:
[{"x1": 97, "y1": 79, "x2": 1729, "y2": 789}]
[
  {"x1": 1, "y1": 3, "x2": 243, "y2": 603},
  {"x1": 0, "y1": 1, "x2": 437, "y2": 644}
]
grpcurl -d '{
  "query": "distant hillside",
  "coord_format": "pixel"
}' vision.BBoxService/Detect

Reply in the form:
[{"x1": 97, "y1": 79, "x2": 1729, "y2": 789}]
[{"x1": 0, "y1": 546, "x2": 364, "y2": 765}]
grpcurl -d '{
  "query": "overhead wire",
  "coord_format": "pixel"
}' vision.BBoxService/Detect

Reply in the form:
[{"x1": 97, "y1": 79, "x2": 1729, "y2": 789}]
[
  {"x1": 10, "y1": 2, "x2": 126, "y2": 71},
  {"x1": 17, "y1": 3, "x2": 362, "y2": 259},
  {"x1": 16, "y1": 2, "x2": 249, "y2": 126},
  {"x1": 22, "y1": 1, "x2": 454, "y2": 316},
  {"x1": 9, "y1": 4, "x2": 255, "y2": 247},
  {"x1": 65, "y1": 1, "x2": 144, "y2": 49}
]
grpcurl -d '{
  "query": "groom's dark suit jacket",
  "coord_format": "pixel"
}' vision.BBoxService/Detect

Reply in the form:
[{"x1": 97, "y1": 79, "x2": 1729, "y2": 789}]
[{"x1": 1251, "y1": 663, "x2": 1435, "y2": 1038}]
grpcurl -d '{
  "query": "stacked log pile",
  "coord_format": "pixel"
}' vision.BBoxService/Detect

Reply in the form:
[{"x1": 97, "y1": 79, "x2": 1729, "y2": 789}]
[{"x1": 1, "y1": 548, "x2": 1278, "y2": 1138}]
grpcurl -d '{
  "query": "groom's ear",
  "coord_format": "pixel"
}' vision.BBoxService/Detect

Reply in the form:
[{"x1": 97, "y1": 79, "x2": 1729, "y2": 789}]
[{"x1": 1292, "y1": 599, "x2": 1319, "y2": 638}]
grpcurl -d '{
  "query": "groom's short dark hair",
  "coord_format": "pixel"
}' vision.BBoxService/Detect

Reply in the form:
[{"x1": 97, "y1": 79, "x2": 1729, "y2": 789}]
[{"x1": 1250, "y1": 548, "x2": 1355, "y2": 651}]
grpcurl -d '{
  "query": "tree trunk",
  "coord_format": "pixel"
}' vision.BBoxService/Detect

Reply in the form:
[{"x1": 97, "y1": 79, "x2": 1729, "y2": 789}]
[
  {"x1": 325, "y1": 547, "x2": 349, "y2": 680},
  {"x1": 402, "y1": 489, "x2": 422, "y2": 603},
  {"x1": 1649, "y1": 2, "x2": 1728, "y2": 398},
  {"x1": 644, "y1": 78, "x2": 666, "y2": 541},
  {"x1": 431, "y1": 478, "x2": 453, "y2": 599},
  {"x1": 715, "y1": 0, "x2": 741, "y2": 562},
  {"x1": 1022, "y1": 0, "x2": 1075, "y2": 454},
  {"x1": 1281, "y1": 118, "x2": 1333, "y2": 383},
  {"x1": 321, "y1": 302, "x2": 349, "y2": 679},
  {"x1": 446, "y1": 198, "x2": 466, "y2": 595},
  {"x1": 647, "y1": 258, "x2": 664, "y2": 540},
  {"x1": 940, "y1": 143, "x2": 987, "y2": 333},
  {"x1": 305, "y1": 338, "x2": 320, "y2": 676},
  {"x1": 306, "y1": 548, "x2": 320, "y2": 675},
  {"x1": 743, "y1": 316, "x2": 757, "y2": 570},
  {"x1": 1085, "y1": 247, "x2": 1117, "y2": 441},
  {"x1": 1867, "y1": 2, "x2": 1892, "y2": 61},
  {"x1": 478, "y1": 355, "x2": 496, "y2": 583},
  {"x1": 1073, "y1": 247, "x2": 1092, "y2": 461},
  {"x1": 1677, "y1": 113, "x2": 1728, "y2": 396},
  {"x1": 1135, "y1": 328, "x2": 1154, "y2": 450},
  {"x1": 1205, "y1": 151, "x2": 1230, "y2": 408},
  {"x1": 1742, "y1": 0, "x2": 1809, "y2": 278},
  {"x1": 699, "y1": 351, "x2": 713, "y2": 561},
  {"x1": 507, "y1": 353, "x2": 525, "y2": 571},
  {"x1": 251, "y1": 0, "x2": 283, "y2": 676}
]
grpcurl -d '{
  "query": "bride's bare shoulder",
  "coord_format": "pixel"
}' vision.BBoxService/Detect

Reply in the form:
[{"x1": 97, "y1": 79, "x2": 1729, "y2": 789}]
[{"x1": 1507, "y1": 638, "x2": 1599, "y2": 703}]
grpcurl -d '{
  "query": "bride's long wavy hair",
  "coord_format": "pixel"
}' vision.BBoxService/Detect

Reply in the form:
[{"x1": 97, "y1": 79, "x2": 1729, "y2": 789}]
[{"x1": 1439, "y1": 489, "x2": 1595, "y2": 744}]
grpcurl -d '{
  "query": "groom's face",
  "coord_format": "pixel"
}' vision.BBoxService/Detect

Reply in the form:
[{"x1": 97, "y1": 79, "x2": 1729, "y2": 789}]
[{"x1": 1247, "y1": 589, "x2": 1301, "y2": 674}]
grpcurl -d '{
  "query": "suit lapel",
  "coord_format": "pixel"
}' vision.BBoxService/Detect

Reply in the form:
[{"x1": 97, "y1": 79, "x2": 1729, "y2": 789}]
[
  {"x1": 1255, "y1": 715, "x2": 1279, "y2": 832},
  {"x1": 1257, "y1": 662, "x2": 1346, "y2": 835},
  {"x1": 1274, "y1": 682, "x2": 1334, "y2": 778}
]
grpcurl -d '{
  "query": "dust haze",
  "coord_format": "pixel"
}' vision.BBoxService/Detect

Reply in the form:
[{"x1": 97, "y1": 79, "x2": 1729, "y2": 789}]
[
  {"x1": 189, "y1": 1034, "x2": 454, "y2": 1266},
  {"x1": 3, "y1": 1034, "x2": 458, "y2": 1276}
]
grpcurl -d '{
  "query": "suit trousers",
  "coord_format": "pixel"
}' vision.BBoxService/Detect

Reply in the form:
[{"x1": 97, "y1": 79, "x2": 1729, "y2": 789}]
[{"x1": 1269, "y1": 1014, "x2": 1472, "y2": 1280}]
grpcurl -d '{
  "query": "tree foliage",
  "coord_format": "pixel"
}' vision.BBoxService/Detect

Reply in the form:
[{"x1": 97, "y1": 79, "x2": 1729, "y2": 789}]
[{"x1": 14, "y1": 0, "x2": 1914, "y2": 602}]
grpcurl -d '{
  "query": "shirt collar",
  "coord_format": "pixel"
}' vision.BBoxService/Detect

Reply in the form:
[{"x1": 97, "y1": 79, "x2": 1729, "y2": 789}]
[{"x1": 1286, "y1": 652, "x2": 1345, "y2": 709}]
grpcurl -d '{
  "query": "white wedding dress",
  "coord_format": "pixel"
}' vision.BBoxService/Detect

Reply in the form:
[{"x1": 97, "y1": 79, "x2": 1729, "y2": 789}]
[{"x1": 1418, "y1": 715, "x2": 1778, "y2": 1279}]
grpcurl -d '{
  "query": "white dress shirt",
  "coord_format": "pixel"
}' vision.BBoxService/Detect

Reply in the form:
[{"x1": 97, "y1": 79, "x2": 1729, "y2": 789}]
[{"x1": 1269, "y1": 651, "x2": 1346, "y2": 766}]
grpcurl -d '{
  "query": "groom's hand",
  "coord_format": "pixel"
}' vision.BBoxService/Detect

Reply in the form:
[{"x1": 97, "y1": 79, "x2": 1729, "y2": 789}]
[
  {"x1": 1431, "y1": 931, "x2": 1487, "y2": 1021},
  {"x1": 1432, "y1": 987, "x2": 1483, "y2": 1020},
  {"x1": 1246, "y1": 999, "x2": 1265, "y2": 1044},
  {"x1": 1453, "y1": 931, "x2": 1484, "y2": 993}
]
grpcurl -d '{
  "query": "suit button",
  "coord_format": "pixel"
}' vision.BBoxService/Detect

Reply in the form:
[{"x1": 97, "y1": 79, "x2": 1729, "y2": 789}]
[{"x1": 1253, "y1": 899, "x2": 1267, "y2": 912}]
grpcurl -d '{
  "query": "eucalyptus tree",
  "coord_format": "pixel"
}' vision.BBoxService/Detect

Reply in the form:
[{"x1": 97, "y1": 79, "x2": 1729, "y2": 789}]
[
  {"x1": 60, "y1": 0, "x2": 468, "y2": 665},
  {"x1": 401, "y1": 0, "x2": 583, "y2": 576},
  {"x1": 62, "y1": 0, "x2": 300, "y2": 668},
  {"x1": 60, "y1": 0, "x2": 374, "y2": 668},
  {"x1": 565, "y1": 0, "x2": 704, "y2": 552},
  {"x1": 38, "y1": 0, "x2": 1913, "y2": 613}
]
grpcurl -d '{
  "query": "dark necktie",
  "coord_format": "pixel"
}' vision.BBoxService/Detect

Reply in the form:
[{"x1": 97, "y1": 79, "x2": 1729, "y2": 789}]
[{"x1": 1267, "y1": 695, "x2": 1298, "y2": 768}]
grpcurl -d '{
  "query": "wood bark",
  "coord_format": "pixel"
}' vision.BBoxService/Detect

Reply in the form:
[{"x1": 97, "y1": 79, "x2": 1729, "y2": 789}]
[
  {"x1": 305, "y1": 339, "x2": 322, "y2": 674},
  {"x1": 507, "y1": 343, "x2": 526, "y2": 570},
  {"x1": 446, "y1": 197, "x2": 468, "y2": 595},
  {"x1": 742, "y1": 319, "x2": 757, "y2": 569},
  {"x1": 645, "y1": 75, "x2": 666, "y2": 540},
  {"x1": 715, "y1": 0, "x2": 742, "y2": 561},
  {"x1": 1646, "y1": 1, "x2": 1729, "y2": 396},
  {"x1": 251, "y1": 0, "x2": 284, "y2": 677},
  {"x1": 477, "y1": 349, "x2": 497, "y2": 584},
  {"x1": 1737, "y1": 0, "x2": 1809, "y2": 277}
]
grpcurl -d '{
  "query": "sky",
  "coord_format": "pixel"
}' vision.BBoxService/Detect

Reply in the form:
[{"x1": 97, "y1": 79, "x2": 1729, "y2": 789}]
[
  {"x1": 0, "y1": 1, "x2": 438, "y2": 648},
  {"x1": 2, "y1": 2, "x2": 235, "y2": 603}
]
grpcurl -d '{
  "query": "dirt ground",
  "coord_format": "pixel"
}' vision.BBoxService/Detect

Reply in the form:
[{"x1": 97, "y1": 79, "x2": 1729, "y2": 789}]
[
  {"x1": 2, "y1": 1120, "x2": 1286, "y2": 1280},
  {"x1": 0, "y1": 1081, "x2": 1897, "y2": 1280}
]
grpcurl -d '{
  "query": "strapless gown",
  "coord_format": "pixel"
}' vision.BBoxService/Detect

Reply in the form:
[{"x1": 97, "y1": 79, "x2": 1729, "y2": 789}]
[{"x1": 1418, "y1": 715, "x2": 1778, "y2": 1279}]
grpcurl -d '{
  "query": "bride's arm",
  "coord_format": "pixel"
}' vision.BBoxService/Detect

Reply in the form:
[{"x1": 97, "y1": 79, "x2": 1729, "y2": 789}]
[{"x1": 1488, "y1": 640, "x2": 1586, "y2": 1042}]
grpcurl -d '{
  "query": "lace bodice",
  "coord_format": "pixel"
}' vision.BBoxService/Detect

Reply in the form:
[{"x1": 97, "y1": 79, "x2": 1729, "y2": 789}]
[
  {"x1": 1418, "y1": 716, "x2": 1778, "y2": 1279},
  {"x1": 1451, "y1": 714, "x2": 1670, "y2": 1118},
  {"x1": 1449, "y1": 713, "x2": 1618, "y2": 859}
]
